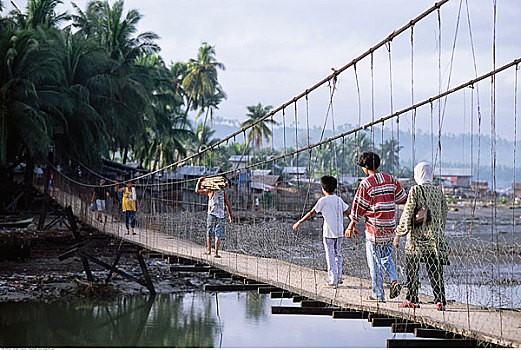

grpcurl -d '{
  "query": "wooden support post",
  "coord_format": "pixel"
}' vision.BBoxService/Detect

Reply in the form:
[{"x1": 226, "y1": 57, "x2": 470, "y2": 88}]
[
  {"x1": 78, "y1": 251, "x2": 152, "y2": 292},
  {"x1": 387, "y1": 339, "x2": 477, "y2": 348},
  {"x1": 391, "y1": 323, "x2": 423, "y2": 333},
  {"x1": 136, "y1": 251, "x2": 156, "y2": 295},
  {"x1": 105, "y1": 251, "x2": 122, "y2": 283},
  {"x1": 66, "y1": 206, "x2": 93, "y2": 281},
  {"x1": 271, "y1": 306, "x2": 341, "y2": 315}
]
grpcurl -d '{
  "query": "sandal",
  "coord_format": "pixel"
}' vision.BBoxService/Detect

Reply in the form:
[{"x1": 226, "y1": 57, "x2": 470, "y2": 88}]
[
  {"x1": 399, "y1": 300, "x2": 420, "y2": 308},
  {"x1": 214, "y1": 254, "x2": 221, "y2": 258}
]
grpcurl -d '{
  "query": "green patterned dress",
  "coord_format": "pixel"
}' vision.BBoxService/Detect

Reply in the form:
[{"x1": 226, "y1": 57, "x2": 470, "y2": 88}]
[{"x1": 395, "y1": 184, "x2": 449, "y2": 264}]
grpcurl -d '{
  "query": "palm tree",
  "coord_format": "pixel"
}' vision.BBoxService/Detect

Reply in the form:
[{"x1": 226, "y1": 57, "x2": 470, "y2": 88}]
[
  {"x1": 182, "y1": 43, "x2": 225, "y2": 115},
  {"x1": 378, "y1": 139, "x2": 402, "y2": 175},
  {"x1": 72, "y1": 0, "x2": 160, "y2": 163},
  {"x1": 0, "y1": 28, "x2": 58, "y2": 167},
  {"x1": 10, "y1": 0, "x2": 70, "y2": 29},
  {"x1": 241, "y1": 103, "x2": 278, "y2": 150},
  {"x1": 186, "y1": 122, "x2": 220, "y2": 166}
]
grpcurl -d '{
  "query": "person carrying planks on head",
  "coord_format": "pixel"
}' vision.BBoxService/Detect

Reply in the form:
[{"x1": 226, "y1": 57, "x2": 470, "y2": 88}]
[{"x1": 195, "y1": 176, "x2": 233, "y2": 258}]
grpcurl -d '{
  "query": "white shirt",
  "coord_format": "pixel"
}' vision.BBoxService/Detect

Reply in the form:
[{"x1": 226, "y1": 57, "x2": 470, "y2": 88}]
[
  {"x1": 313, "y1": 194, "x2": 349, "y2": 238},
  {"x1": 208, "y1": 190, "x2": 225, "y2": 218}
]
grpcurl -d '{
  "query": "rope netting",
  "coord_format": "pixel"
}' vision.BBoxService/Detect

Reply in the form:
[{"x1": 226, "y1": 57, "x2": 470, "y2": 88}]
[{"x1": 40, "y1": 0, "x2": 520, "y2": 345}]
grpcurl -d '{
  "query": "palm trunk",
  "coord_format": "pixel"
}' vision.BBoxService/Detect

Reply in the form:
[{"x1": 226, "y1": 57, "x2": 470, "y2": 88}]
[
  {"x1": 122, "y1": 146, "x2": 129, "y2": 164},
  {"x1": 152, "y1": 140, "x2": 161, "y2": 171},
  {"x1": 1, "y1": 106, "x2": 6, "y2": 167}
]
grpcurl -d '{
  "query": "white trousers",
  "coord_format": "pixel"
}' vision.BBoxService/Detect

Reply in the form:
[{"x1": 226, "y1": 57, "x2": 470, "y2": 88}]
[{"x1": 323, "y1": 237, "x2": 343, "y2": 285}]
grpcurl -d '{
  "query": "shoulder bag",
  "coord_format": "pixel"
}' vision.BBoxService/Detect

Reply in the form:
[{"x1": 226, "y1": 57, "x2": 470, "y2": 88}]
[{"x1": 412, "y1": 185, "x2": 432, "y2": 228}]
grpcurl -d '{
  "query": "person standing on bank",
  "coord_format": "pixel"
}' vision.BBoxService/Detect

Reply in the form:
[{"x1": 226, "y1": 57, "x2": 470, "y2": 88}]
[
  {"x1": 115, "y1": 181, "x2": 138, "y2": 235},
  {"x1": 91, "y1": 179, "x2": 110, "y2": 223},
  {"x1": 195, "y1": 177, "x2": 233, "y2": 258},
  {"x1": 346, "y1": 151, "x2": 407, "y2": 302},
  {"x1": 394, "y1": 162, "x2": 449, "y2": 311}
]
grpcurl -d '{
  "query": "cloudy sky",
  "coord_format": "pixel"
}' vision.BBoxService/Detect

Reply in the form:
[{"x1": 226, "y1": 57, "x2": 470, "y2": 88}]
[{"x1": 4, "y1": 0, "x2": 521, "y2": 140}]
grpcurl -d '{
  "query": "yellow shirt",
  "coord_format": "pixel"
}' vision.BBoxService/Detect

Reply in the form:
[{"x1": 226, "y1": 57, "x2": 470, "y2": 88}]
[{"x1": 122, "y1": 187, "x2": 137, "y2": 212}]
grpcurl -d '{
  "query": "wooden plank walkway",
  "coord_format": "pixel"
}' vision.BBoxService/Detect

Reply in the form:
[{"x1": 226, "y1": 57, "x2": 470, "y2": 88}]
[{"x1": 51, "y1": 187, "x2": 521, "y2": 348}]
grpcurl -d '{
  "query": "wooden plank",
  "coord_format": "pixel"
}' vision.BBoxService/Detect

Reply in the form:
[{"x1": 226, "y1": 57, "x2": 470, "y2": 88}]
[
  {"x1": 332, "y1": 310, "x2": 368, "y2": 319},
  {"x1": 387, "y1": 339, "x2": 477, "y2": 348},
  {"x1": 368, "y1": 313, "x2": 395, "y2": 322},
  {"x1": 414, "y1": 328, "x2": 462, "y2": 339},
  {"x1": 271, "y1": 306, "x2": 341, "y2": 315},
  {"x1": 270, "y1": 291, "x2": 294, "y2": 298},
  {"x1": 301, "y1": 300, "x2": 329, "y2": 308},
  {"x1": 213, "y1": 271, "x2": 232, "y2": 279},
  {"x1": 204, "y1": 284, "x2": 266, "y2": 292},
  {"x1": 372, "y1": 318, "x2": 402, "y2": 327},
  {"x1": 391, "y1": 323, "x2": 423, "y2": 333},
  {"x1": 258, "y1": 286, "x2": 283, "y2": 294},
  {"x1": 170, "y1": 265, "x2": 211, "y2": 272},
  {"x1": 292, "y1": 296, "x2": 309, "y2": 302}
]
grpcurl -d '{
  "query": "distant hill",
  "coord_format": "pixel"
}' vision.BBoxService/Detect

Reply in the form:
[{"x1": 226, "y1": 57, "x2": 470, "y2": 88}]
[{"x1": 206, "y1": 116, "x2": 521, "y2": 190}]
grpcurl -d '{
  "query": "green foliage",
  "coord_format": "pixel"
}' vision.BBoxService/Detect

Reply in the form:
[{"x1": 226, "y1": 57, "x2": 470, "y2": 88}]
[
  {"x1": 447, "y1": 196, "x2": 458, "y2": 205},
  {"x1": 0, "y1": 0, "x2": 229, "y2": 177}
]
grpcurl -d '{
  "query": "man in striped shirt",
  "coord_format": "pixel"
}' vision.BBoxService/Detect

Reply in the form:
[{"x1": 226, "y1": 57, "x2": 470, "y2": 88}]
[{"x1": 345, "y1": 151, "x2": 408, "y2": 302}]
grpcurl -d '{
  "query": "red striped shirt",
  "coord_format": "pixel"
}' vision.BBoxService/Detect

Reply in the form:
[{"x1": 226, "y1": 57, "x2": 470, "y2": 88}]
[{"x1": 349, "y1": 172, "x2": 408, "y2": 245}]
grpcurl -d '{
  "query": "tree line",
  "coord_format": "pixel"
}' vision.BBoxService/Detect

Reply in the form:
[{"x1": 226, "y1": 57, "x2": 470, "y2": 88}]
[{"x1": 0, "y1": 0, "x2": 406, "y2": 209}]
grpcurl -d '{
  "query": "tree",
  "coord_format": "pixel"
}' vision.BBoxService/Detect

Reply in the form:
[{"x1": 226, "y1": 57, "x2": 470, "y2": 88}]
[
  {"x1": 182, "y1": 43, "x2": 225, "y2": 116},
  {"x1": 378, "y1": 139, "x2": 402, "y2": 175},
  {"x1": 241, "y1": 103, "x2": 277, "y2": 150},
  {"x1": 10, "y1": 0, "x2": 70, "y2": 29}
]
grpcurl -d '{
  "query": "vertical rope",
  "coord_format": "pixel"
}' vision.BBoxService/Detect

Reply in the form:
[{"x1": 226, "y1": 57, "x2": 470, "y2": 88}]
[{"x1": 410, "y1": 25, "x2": 416, "y2": 169}]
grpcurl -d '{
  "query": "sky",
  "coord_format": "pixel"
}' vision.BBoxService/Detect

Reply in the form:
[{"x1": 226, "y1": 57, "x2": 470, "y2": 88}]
[{"x1": 4, "y1": 0, "x2": 521, "y2": 140}]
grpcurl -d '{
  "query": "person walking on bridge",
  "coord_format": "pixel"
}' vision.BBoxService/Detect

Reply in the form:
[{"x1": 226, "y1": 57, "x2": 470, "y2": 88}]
[
  {"x1": 394, "y1": 162, "x2": 449, "y2": 311},
  {"x1": 293, "y1": 175, "x2": 350, "y2": 288},
  {"x1": 115, "y1": 181, "x2": 139, "y2": 235},
  {"x1": 195, "y1": 177, "x2": 233, "y2": 258},
  {"x1": 346, "y1": 151, "x2": 407, "y2": 302},
  {"x1": 91, "y1": 179, "x2": 110, "y2": 223}
]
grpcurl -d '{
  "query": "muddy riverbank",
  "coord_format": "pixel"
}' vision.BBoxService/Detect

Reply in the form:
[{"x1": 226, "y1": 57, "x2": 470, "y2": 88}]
[{"x1": 0, "y1": 226, "x2": 224, "y2": 303}]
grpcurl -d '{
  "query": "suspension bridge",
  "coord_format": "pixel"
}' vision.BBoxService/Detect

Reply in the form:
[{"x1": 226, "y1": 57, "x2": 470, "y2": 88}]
[{"x1": 39, "y1": 0, "x2": 521, "y2": 347}]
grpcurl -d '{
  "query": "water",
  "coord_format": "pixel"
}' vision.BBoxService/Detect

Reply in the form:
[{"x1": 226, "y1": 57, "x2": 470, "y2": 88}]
[{"x1": 0, "y1": 292, "x2": 419, "y2": 347}]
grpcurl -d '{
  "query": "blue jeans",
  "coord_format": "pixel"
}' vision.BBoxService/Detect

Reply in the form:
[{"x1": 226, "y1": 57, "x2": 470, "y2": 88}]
[
  {"x1": 124, "y1": 210, "x2": 136, "y2": 229},
  {"x1": 365, "y1": 239, "x2": 398, "y2": 301},
  {"x1": 206, "y1": 214, "x2": 225, "y2": 239}
]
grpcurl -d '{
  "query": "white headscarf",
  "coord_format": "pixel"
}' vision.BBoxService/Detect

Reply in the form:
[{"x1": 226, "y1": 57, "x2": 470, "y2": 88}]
[{"x1": 414, "y1": 162, "x2": 433, "y2": 185}]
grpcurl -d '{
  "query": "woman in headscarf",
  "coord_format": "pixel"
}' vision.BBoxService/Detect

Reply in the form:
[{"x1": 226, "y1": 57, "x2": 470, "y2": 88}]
[{"x1": 394, "y1": 162, "x2": 449, "y2": 311}]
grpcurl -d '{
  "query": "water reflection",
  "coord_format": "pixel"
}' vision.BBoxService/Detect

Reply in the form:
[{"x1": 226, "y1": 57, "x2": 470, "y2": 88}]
[
  {"x1": 0, "y1": 292, "x2": 399, "y2": 347},
  {"x1": 0, "y1": 294, "x2": 219, "y2": 347}
]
